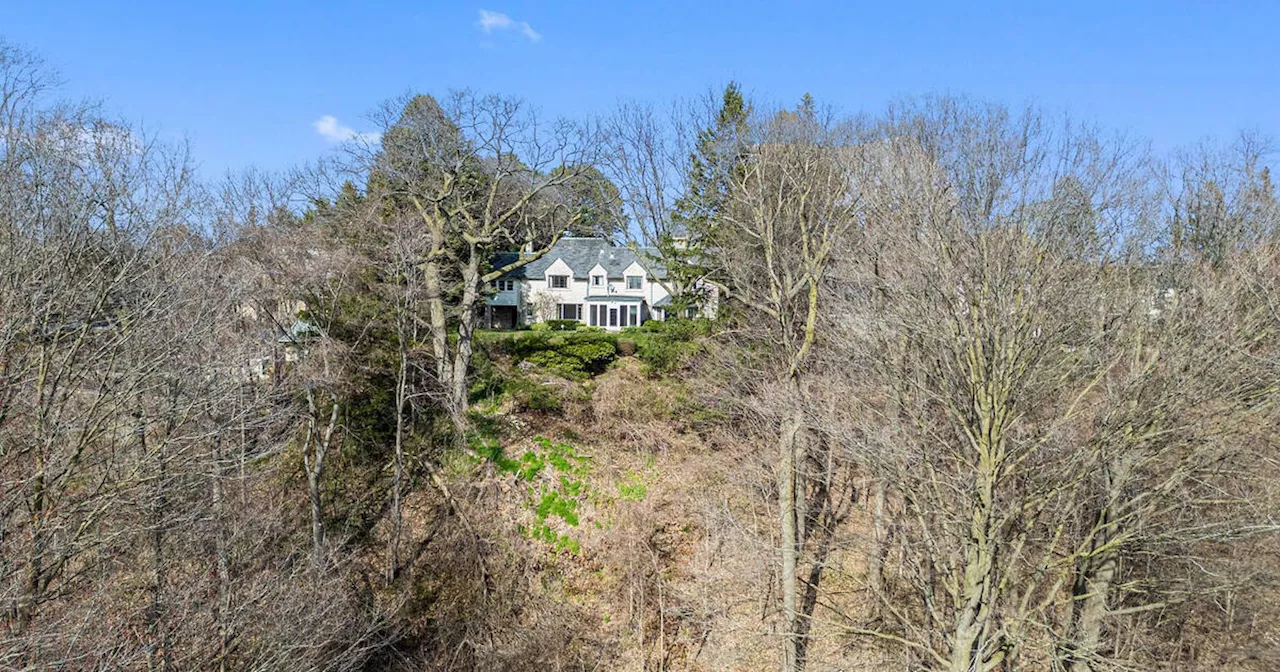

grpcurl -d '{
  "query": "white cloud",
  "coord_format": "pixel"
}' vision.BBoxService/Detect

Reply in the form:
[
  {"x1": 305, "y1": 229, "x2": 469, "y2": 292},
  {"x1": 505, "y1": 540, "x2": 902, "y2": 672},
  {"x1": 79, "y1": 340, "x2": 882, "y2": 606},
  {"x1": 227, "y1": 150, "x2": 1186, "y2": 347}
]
[
  {"x1": 478, "y1": 9, "x2": 513, "y2": 32},
  {"x1": 312, "y1": 115, "x2": 380, "y2": 144},
  {"x1": 477, "y1": 9, "x2": 541, "y2": 42}
]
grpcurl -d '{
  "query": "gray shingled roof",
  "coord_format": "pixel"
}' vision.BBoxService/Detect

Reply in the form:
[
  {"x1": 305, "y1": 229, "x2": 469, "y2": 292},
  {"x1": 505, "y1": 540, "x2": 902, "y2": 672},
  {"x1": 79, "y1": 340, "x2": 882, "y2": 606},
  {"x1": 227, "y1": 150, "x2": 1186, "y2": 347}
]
[
  {"x1": 278, "y1": 319, "x2": 321, "y2": 344},
  {"x1": 491, "y1": 237, "x2": 666, "y2": 280}
]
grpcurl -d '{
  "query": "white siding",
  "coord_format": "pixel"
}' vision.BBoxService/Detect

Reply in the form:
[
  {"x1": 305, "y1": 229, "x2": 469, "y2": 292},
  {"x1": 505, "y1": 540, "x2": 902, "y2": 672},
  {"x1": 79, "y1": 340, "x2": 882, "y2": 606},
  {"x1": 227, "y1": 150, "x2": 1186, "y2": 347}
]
[{"x1": 496, "y1": 245, "x2": 682, "y2": 330}]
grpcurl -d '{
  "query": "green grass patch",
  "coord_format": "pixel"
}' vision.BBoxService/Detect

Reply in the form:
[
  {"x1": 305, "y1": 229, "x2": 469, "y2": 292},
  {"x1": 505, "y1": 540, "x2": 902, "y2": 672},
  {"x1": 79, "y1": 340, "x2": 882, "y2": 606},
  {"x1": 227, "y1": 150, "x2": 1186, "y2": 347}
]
[{"x1": 483, "y1": 436, "x2": 593, "y2": 555}]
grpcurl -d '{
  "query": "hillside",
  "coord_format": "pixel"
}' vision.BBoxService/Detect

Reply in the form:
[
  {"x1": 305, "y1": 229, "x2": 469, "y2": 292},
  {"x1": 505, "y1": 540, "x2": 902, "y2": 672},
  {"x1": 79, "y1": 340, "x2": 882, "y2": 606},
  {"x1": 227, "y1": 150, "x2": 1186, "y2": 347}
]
[{"x1": 433, "y1": 336, "x2": 883, "y2": 671}]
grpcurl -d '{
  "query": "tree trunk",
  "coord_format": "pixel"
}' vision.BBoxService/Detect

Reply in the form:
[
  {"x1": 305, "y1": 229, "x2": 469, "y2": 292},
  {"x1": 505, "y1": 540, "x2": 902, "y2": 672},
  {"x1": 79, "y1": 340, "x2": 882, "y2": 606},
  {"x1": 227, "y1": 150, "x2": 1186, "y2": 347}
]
[
  {"x1": 949, "y1": 443, "x2": 999, "y2": 672},
  {"x1": 304, "y1": 389, "x2": 340, "y2": 569},
  {"x1": 144, "y1": 410, "x2": 170, "y2": 672},
  {"x1": 779, "y1": 404, "x2": 804, "y2": 672},
  {"x1": 1064, "y1": 460, "x2": 1128, "y2": 671},
  {"x1": 422, "y1": 258, "x2": 453, "y2": 418},
  {"x1": 1066, "y1": 522, "x2": 1118, "y2": 672},
  {"x1": 446, "y1": 247, "x2": 484, "y2": 440},
  {"x1": 868, "y1": 480, "x2": 888, "y2": 601},
  {"x1": 390, "y1": 342, "x2": 408, "y2": 582},
  {"x1": 18, "y1": 360, "x2": 51, "y2": 634},
  {"x1": 18, "y1": 467, "x2": 44, "y2": 635},
  {"x1": 422, "y1": 252, "x2": 473, "y2": 441},
  {"x1": 795, "y1": 441, "x2": 844, "y2": 670},
  {"x1": 212, "y1": 431, "x2": 231, "y2": 672}
]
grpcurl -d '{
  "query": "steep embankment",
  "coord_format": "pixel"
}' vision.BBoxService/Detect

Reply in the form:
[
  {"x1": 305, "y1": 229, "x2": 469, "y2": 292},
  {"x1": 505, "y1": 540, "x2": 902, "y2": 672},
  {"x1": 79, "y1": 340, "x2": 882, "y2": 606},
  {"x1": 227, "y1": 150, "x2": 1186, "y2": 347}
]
[{"x1": 458, "y1": 329, "x2": 888, "y2": 671}]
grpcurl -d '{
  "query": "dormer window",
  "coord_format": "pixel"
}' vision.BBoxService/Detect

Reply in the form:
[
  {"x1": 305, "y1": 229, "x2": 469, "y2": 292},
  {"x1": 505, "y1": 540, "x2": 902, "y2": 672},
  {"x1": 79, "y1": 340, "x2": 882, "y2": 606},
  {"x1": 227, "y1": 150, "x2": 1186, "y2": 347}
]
[
  {"x1": 549, "y1": 275, "x2": 569, "y2": 289},
  {"x1": 626, "y1": 275, "x2": 642, "y2": 290},
  {"x1": 592, "y1": 275, "x2": 603, "y2": 287},
  {"x1": 494, "y1": 279, "x2": 516, "y2": 292}
]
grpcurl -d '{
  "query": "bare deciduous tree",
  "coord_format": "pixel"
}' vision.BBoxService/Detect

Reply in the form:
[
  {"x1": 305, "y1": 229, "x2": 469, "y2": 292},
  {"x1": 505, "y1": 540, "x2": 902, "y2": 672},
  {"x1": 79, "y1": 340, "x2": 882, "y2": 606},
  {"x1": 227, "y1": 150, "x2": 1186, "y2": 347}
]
[
  {"x1": 353, "y1": 92, "x2": 603, "y2": 438},
  {"x1": 705, "y1": 96, "x2": 866, "y2": 671},
  {"x1": 815, "y1": 97, "x2": 1280, "y2": 671}
]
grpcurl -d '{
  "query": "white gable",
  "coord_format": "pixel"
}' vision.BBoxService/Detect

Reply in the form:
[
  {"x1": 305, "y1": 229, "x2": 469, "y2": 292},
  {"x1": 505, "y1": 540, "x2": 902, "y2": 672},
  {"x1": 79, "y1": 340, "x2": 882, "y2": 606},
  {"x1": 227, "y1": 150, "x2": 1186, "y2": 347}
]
[
  {"x1": 586, "y1": 263, "x2": 609, "y2": 296},
  {"x1": 622, "y1": 261, "x2": 647, "y2": 278},
  {"x1": 544, "y1": 258, "x2": 575, "y2": 278}
]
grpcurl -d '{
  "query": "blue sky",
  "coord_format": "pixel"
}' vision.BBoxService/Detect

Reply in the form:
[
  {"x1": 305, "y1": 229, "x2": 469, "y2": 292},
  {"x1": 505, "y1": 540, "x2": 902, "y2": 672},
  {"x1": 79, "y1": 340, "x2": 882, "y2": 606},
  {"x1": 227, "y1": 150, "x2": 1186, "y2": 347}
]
[{"x1": 6, "y1": 1, "x2": 1278, "y2": 177}]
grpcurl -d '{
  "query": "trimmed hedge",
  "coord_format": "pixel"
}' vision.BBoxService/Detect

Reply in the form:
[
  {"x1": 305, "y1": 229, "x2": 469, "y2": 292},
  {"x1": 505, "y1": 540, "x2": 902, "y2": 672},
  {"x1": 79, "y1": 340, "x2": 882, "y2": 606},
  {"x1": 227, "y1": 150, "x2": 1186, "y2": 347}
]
[
  {"x1": 480, "y1": 330, "x2": 619, "y2": 380},
  {"x1": 475, "y1": 316, "x2": 713, "y2": 380}
]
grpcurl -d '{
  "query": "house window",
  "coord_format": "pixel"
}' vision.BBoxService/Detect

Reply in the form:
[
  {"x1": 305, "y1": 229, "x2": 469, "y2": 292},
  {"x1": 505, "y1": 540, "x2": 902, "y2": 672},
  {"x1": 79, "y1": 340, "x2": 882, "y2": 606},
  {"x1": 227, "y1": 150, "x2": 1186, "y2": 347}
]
[
  {"x1": 626, "y1": 275, "x2": 642, "y2": 290},
  {"x1": 592, "y1": 275, "x2": 603, "y2": 287},
  {"x1": 608, "y1": 307, "x2": 618, "y2": 327},
  {"x1": 589, "y1": 305, "x2": 599, "y2": 326},
  {"x1": 494, "y1": 279, "x2": 515, "y2": 292},
  {"x1": 629, "y1": 305, "x2": 638, "y2": 326},
  {"x1": 549, "y1": 275, "x2": 569, "y2": 289},
  {"x1": 558, "y1": 303, "x2": 582, "y2": 321}
]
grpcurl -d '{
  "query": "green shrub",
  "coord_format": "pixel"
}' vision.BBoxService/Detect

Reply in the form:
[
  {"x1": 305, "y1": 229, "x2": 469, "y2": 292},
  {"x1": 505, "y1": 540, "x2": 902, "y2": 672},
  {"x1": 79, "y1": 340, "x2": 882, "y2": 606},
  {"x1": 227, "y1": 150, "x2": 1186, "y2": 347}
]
[
  {"x1": 561, "y1": 340, "x2": 617, "y2": 374},
  {"x1": 476, "y1": 329, "x2": 621, "y2": 381},
  {"x1": 630, "y1": 318, "x2": 714, "y2": 376},
  {"x1": 505, "y1": 378, "x2": 562, "y2": 414},
  {"x1": 479, "y1": 330, "x2": 549, "y2": 359},
  {"x1": 617, "y1": 473, "x2": 648, "y2": 502},
  {"x1": 643, "y1": 317, "x2": 712, "y2": 339},
  {"x1": 544, "y1": 319, "x2": 581, "y2": 331},
  {"x1": 635, "y1": 337, "x2": 686, "y2": 375},
  {"x1": 525, "y1": 350, "x2": 587, "y2": 379},
  {"x1": 616, "y1": 337, "x2": 637, "y2": 357},
  {"x1": 468, "y1": 352, "x2": 506, "y2": 404},
  {"x1": 481, "y1": 331, "x2": 615, "y2": 378},
  {"x1": 521, "y1": 339, "x2": 617, "y2": 379}
]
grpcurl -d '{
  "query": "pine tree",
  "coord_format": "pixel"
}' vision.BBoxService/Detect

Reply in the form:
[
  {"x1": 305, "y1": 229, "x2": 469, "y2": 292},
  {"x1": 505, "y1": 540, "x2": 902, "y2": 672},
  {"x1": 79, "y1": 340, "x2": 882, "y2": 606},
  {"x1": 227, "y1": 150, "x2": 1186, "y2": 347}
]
[{"x1": 663, "y1": 81, "x2": 750, "y2": 314}]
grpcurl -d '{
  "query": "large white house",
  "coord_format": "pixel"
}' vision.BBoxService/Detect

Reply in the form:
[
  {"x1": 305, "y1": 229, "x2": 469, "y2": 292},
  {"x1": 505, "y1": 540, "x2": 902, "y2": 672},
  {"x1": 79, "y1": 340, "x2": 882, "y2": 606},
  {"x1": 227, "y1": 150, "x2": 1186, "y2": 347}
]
[{"x1": 482, "y1": 237, "x2": 683, "y2": 331}]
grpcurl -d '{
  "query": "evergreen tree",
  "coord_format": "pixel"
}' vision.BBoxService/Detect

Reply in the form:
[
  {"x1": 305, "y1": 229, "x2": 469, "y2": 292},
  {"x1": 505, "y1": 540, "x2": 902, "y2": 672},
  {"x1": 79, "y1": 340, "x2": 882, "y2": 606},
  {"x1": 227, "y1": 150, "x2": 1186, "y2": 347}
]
[{"x1": 663, "y1": 81, "x2": 751, "y2": 314}]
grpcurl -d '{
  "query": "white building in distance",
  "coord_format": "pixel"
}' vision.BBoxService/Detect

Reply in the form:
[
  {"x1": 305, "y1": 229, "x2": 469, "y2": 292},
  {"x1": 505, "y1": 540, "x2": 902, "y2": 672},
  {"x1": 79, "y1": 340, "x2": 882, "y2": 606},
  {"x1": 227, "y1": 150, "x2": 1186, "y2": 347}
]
[{"x1": 484, "y1": 237, "x2": 686, "y2": 331}]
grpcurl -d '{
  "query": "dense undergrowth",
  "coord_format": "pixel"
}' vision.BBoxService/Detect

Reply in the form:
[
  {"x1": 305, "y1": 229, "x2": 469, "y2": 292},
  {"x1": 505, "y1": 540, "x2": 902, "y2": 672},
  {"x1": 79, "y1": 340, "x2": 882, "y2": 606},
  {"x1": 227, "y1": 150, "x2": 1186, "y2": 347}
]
[{"x1": 440, "y1": 318, "x2": 796, "y2": 671}]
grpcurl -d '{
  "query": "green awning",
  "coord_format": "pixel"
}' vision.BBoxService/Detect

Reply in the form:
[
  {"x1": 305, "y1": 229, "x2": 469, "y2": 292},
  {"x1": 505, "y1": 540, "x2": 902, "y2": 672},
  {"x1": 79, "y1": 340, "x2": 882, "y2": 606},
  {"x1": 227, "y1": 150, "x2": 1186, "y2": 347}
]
[{"x1": 583, "y1": 295, "x2": 644, "y2": 302}]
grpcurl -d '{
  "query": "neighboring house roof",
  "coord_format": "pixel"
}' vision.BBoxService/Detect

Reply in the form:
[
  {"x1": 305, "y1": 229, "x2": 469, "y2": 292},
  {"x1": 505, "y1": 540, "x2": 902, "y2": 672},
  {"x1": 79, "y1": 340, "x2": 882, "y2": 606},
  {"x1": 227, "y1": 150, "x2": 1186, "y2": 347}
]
[
  {"x1": 651, "y1": 295, "x2": 672, "y2": 308},
  {"x1": 492, "y1": 237, "x2": 666, "y2": 280},
  {"x1": 278, "y1": 319, "x2": 321, "y2": 345}
]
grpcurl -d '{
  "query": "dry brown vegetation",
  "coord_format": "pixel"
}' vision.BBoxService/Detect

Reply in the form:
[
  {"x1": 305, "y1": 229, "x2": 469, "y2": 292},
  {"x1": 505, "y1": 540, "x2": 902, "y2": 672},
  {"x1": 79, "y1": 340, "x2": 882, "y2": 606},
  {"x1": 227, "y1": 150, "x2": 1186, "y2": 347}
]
[{"x1": 4, "y1": 38, "x2": 1280, "y2": 672}]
